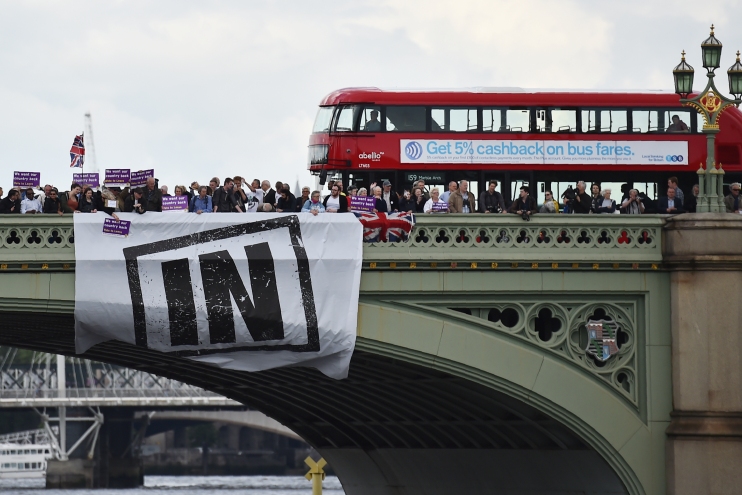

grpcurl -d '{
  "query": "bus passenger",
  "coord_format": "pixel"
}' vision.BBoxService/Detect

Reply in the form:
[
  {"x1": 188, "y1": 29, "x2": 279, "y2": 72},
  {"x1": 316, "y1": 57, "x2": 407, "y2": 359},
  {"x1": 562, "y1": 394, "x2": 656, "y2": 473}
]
[
  {"x1": 479, "y1": 180, "x2": 506, "y2": 213},
  {"x1": 539, "y1": 190, "x2": 559, "y2": 213},
  {"x1": 448, "y1": 180, "x2": 476, "y2": 213},
  {"x1": 620, "y1": 189, "x2": 645, "y2": 214},
  {"x1": 364, "y1": 110, "x2": 381, "y2": 132},
  {"x1": 424, "y1": 187, "x2": 448, "y2": 213},
  {"x1": 508, "y1": 186, "x2": 537, "y2": 217},
  {"x1": 667, "y1": 115, "x2": 689, "y2": 132},
  {"x1": 595, "y1": 189, "x2": 617, "y2": 213}
]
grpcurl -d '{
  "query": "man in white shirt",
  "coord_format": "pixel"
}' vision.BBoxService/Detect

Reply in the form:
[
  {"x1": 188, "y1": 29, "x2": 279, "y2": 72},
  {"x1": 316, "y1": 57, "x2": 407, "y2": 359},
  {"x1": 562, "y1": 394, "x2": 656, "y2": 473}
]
[
  {"x1": 441, "y1": 181, "x2": 458, "y2": 203},
  {"x1": 21, "y1": 188, "x2": 42, "y2": 214},
  {"x1": 246, "y1": 179, "x2": 265, "y2": 209}
]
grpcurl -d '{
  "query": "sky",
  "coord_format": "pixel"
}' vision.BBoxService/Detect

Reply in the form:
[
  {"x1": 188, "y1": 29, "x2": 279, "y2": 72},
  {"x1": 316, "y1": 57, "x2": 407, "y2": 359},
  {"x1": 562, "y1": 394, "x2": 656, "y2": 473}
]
[{"x1": 1, "y1": 0, "x2": 740, "y2": 193}]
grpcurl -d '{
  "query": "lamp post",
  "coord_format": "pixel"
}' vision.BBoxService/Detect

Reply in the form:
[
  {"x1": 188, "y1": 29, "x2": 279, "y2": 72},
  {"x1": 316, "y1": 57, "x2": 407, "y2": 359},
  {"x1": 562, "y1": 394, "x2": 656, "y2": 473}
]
[{"x1": 673, "y1": 25, "x2": 742, "y2": 212}]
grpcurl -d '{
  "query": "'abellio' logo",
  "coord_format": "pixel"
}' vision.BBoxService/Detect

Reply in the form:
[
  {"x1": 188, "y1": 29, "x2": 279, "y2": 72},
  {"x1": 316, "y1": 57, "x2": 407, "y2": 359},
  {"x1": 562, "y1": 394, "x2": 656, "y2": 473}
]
[
  {"x1": 405, "y1": 141, "x2": 423, "y2": 160},
  {"x1": 666, "y1": 155, "x2": 684, "y2": 162}
]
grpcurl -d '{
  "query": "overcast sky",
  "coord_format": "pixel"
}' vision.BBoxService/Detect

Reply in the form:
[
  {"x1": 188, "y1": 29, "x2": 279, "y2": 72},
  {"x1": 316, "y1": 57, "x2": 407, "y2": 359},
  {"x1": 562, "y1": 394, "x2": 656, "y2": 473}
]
[{"x1": 1, "y1": 0, "x2": 740, "y2": 192}]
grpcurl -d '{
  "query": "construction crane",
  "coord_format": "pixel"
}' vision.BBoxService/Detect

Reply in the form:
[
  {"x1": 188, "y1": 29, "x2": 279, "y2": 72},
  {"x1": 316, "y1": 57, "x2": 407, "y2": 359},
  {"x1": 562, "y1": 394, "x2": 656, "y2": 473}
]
[{"x1": 84, "y1": 113, "x2": 98, "y2": 173}]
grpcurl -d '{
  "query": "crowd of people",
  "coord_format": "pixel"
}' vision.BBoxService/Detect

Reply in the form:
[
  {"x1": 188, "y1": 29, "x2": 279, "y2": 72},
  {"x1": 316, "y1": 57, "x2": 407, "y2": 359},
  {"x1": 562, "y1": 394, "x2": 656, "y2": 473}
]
[{"x1": 0, "y1": 174, "x2": 740, "y2": 218}]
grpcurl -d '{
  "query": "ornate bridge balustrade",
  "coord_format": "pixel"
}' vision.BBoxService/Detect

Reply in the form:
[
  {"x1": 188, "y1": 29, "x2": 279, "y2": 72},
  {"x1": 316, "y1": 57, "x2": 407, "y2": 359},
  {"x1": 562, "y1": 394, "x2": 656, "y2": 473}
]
[{"x1": 364, "y1": 215, "x2": 665, "y2": 268}]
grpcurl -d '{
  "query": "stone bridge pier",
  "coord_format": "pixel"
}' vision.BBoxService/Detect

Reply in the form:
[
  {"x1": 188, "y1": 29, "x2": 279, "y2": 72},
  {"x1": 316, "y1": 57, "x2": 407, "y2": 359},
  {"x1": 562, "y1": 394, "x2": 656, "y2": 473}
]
[
  {"x1": 664, "y1": 215, "x2": 742, "y2": 494},
  {"x1": 46, "y1": 407, "x2": 146, "y2": 488}
]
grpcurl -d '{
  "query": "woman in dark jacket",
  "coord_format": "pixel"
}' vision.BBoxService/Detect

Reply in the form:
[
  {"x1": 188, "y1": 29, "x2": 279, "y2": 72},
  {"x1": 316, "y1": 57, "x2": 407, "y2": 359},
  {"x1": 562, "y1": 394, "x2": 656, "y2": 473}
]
[
  {"x1": 78, "y1": 188, "x2": 98, "y2": 213},
  {"x1": 408, "y1": 187, "x2": 426, "y2": 213},
  {"x1": 43, "y1": 190, "x2": 63, "y2": 215}
]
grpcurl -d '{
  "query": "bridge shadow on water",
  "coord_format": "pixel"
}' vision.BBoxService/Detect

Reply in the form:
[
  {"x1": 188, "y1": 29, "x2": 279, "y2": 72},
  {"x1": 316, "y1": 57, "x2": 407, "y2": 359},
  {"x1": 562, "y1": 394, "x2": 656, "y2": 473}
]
[{"x1": 0, "y1": 311, "x2": 629, "y2": 495}]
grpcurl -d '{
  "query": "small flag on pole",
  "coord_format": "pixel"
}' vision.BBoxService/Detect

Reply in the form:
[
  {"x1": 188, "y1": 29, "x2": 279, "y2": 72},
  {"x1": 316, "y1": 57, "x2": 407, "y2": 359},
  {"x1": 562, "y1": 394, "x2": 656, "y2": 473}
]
[{"x1": 70, "y1": 134, "x2": 85, "y2": 168}]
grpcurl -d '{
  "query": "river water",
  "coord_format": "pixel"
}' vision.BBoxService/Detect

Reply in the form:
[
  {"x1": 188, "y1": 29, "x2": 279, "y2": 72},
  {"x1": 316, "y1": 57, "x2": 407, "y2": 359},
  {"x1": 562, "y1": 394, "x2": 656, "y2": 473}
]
[{"x1": 0, "y1": 475, "x2": 346, "y2": 495}]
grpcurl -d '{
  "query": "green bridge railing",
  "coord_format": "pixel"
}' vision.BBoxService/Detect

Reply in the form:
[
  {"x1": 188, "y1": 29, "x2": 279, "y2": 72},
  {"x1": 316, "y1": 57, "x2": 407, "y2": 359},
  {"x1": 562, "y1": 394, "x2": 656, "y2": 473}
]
[{"x1": 0, "y1": 215, "x2": 665, "y2": 272}]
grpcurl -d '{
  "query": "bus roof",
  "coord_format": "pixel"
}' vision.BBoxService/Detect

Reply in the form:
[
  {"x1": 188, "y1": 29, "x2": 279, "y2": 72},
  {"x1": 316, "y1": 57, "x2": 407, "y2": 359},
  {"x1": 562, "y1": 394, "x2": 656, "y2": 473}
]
[{"x1": 319, "y1": 87, "x2": 684, "y2": 107}]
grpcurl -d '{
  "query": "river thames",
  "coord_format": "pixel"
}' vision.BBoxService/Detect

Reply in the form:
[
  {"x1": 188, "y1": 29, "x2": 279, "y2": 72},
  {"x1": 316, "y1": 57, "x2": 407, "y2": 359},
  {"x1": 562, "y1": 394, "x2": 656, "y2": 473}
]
[{"x1": 0, "y1": 475, "x2": 345, "y2": 495}]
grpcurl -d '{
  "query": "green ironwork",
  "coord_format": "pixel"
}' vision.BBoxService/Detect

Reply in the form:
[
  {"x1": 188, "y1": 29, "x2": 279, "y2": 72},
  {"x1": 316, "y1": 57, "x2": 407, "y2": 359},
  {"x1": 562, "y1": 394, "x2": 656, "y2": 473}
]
[{"x1": 672, "y1": 25, "x2": 742, "y2": 212}]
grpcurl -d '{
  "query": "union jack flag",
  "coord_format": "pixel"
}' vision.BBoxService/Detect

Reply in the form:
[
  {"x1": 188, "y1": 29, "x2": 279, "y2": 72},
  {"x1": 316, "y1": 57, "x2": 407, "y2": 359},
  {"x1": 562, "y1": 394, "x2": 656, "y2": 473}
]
[
  {"x1": 353, "y1": 211, "x2": 416, "y2": 243},
  {"x1": 70, "y1": 134, "x2": 85, "y2": 168}
]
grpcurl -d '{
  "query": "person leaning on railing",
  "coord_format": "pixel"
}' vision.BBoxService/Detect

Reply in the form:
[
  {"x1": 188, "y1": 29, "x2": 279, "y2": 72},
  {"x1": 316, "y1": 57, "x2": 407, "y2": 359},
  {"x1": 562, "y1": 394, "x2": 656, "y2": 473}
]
[
  {"x1": 508, "y1": 185, "x2": 538, "y2": 220},
  {"x1": 423, "y1": 187, "x2": 448, "y2": 213},
  {"x1": 565, "y1": 181, "x2": 592, "y2": 214},
  {"x1": 191, "y1": 186, "x2": 212, "y2": 214},
  {"x1": 77, "y1": 187, "x2": 98, "y2": 213},
  {"x1": 657, "y1": 187, "x2": 685, "y2": 214},
  {"x1": 301, "y1": 190, "x2": 326, "y2": 216},
  {"x1": 42, "y1": 189, "x2": 63, "y2": 216},
  {"x1": 479, "y1": 180, "x2": 506, "y2": 213},
  {"x1": 20, "y1": 188, "x2": 42, "y2": 214},
  {"x1": 725, "y1": 182, "x2": 742, "y2": 213},
  {"x1": 448, "y1": 180, "x2": 476, "y2": 213},
  {"x1": 0, "y1": 189, "x2": 21, "y2": 214},
  {"x1": 620, "y1": 189, "x2": 645, "y2": 214},
  {"x1": 538, "y1": 190, "x2": 559, "y2": 214},
  {"x1": 594, "y1": 189, "x2": 617, "y2": 214}
]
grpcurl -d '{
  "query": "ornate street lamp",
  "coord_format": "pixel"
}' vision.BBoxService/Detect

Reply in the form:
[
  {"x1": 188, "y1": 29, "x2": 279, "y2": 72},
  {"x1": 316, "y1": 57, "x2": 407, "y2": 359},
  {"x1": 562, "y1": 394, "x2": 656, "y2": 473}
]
[
  {"x1": 673, "y1": 51, "x2": 694, "y2": 98},
  {"x1": 673, "y1": 25, "x2": 742, "y2": 212},
  {"x1": 701, "y1": 25, "x2": 722, "y2": 71},
  {"x1": 727, "y1": 51, "x2": 742, "y2": 100}
]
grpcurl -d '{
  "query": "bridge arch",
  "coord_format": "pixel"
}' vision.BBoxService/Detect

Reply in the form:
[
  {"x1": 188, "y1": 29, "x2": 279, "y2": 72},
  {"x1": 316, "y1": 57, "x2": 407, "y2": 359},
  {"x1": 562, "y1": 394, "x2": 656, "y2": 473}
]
[{"x1": 0, "y1": 306, "x2": 654, "y2": 494}]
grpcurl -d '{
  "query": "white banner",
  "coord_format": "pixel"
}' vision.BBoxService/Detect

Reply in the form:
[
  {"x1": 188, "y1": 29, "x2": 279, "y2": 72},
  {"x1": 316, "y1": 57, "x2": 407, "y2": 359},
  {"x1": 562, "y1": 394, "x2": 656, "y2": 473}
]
[
  {"x1": 74, "y1": 213, "x2": 363, "y2": 379},
  {"x1": 401, "y1": 139, "x2": 689, "y2": 165}
]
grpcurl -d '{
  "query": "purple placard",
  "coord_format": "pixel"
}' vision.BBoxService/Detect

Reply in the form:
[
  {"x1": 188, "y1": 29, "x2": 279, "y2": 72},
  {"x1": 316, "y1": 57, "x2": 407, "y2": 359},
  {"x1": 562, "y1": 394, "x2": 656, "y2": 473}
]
[
  {"x1": 13, "y1": 171, "x2": 40, "y2": 188},
  {"x1": 73, "y1": 173, "x2": 100, "y2": 188},
  {"x1": 432, "y1": 202, "x2": 449, "y2": 212},
  {"x1": 130, "y1": 169, "x2": 154, "y2": 188},
  {"x1": 104, "y1": 169, "x2": 130, "y2": 186},
  {"x1": 162, "y1": 195, "x2": 189, "y2": 211},
  {"x1": 350, "y1": 196, "x2": 376, "y2": 212},
  {"x1": 102, "y1": 217, "x2": 130, "y2": 238}
]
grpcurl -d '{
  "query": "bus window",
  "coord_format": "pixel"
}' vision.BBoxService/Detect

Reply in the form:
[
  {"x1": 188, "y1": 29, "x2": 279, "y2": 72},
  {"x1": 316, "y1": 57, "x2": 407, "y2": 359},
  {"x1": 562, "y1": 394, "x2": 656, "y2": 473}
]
[
  {"x1": 538, "y1": 109, "x2": 577, "y2": 133},
  {"x1": 386, "y1": 106, "x2": 426, "y2": 132},
  {"x1": 505, "y1": 109, "x2": 530, "y2": 132},
  {"x1": 581, "y1": 110, "x2": 598, "y2": 132},
  {"x1": 482, "y1": 108, "x2": 505, "y2": 132},
  {"x1": 358, "y1": 106, "x2": 382, "y2": 132},
  {"x1": 599, "y1": 110, "x2": 628, "y2": 132},
  {"x1": 632, "y1": 110, "x2": 660, "y2": 133},
  {"x1": 333, "y1": 105, "x2": 358, "y2": 132},
  {"x1": 662, "y1": 110, "x2": 693, "y2": 133},
  {"x1": 312, "y1": 106, "x2": 334, "y2": 133},
  {"x1": 583, "y1": 110, "x2": 627, "y2": 132},
  {"x1": 431, "y1": 108, "x2": 478, "y2": 132}
]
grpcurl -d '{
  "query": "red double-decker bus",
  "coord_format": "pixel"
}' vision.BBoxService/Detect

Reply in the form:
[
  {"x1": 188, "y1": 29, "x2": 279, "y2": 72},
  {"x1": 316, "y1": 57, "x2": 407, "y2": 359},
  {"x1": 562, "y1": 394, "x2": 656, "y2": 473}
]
[{"x1": 307, "y1": 87, "x2": 742, "y2": 202}]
